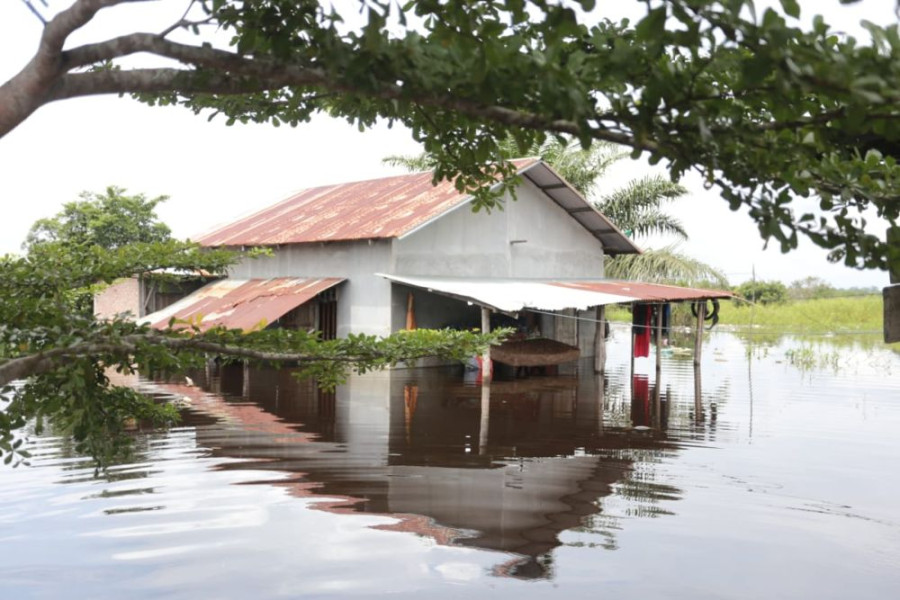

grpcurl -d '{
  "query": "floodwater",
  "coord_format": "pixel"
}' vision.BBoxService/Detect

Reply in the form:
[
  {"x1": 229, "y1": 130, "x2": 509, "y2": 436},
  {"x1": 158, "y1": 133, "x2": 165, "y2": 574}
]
[{"x1": 1, "y1": 326, "x2": 899, "y2": 599}]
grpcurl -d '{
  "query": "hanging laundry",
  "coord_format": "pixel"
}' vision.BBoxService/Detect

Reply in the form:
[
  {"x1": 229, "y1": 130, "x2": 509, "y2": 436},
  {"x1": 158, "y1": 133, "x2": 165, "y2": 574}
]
[{"x1": 632, "y1": 304, "x2": 651, "y2": 357}]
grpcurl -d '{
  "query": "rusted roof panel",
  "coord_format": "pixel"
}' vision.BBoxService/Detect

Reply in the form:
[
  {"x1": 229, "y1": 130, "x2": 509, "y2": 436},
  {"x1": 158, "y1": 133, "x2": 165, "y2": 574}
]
[
  {"x1": 197, "y1": 159, "x2": 538, "y2": 247},
  {"x1": 141, "y1": 277, "x2": 344, "y2": 332},
  {"x1": 194, "y1": 159, "x2": 639, "y2": 254},
  {"x1": 552, "y1": 281, "x2": 733, "y2": 302}
]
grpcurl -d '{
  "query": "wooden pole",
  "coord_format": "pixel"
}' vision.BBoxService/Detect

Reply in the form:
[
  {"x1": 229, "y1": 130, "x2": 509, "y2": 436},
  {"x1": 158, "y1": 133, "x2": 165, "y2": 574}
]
[
  {"x1": 479, "y1": 383, "x2": 491, "y2": 454},
  {"x1": 654, "y1": 304, "x2": 663, "y2": 427},
  {"x1": 694, "y1": 363, "x2": 703, "y2": 422},
  {"x1": 693, "y1": 301, "x2": 706, "y2": 367},
  {"x1": 629, "y1": 304, "x2": 636, "y2": 376},
  {"x1": 655, "y1": 304, "x2": 663, "y2": 377},
  {"x1": 593, "y1": 305, "x2": 607, "y2": 374},
  {"x1": 596, "y1": 375, "x2": 605, "y2": 436},
  {"x1": 693, "y1": 301, "x2": 705, "y2": 421},
  {"x1": 481, "y1": 306, "x2": 492, "y2": 382}
]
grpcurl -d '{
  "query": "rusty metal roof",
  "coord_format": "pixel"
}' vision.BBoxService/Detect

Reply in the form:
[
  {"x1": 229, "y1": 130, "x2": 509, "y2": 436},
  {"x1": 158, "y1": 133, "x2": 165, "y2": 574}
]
[
  {"x1": 141, "y1": 277, "x2": 344, "y2": 332},
  {"x1": 552, "y1": 281, "x2": 733, "y2": 303},
  {"x1": 380, "y1": 274, "x2": 730, "y2": 313},
  {"x1": 195, "y1": 159, "x2": 640, "y2": 254}
]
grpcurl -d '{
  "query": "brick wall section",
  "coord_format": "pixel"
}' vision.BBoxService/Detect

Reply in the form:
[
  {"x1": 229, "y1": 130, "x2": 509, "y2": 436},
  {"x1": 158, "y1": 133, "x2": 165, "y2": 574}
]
[{"x1": 94, "y1": 278, "x2": 141, "y2": 321}]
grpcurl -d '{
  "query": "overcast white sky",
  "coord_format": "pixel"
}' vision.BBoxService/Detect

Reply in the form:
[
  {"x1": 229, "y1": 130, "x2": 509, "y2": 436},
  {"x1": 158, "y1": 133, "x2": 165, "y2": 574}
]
[{"x1": 0, "y1": 0, "x2": 897, "y2": 288}]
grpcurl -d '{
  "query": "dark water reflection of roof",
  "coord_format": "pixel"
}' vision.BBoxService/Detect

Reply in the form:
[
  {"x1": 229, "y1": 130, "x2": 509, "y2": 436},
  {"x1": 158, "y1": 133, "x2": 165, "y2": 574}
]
[{"x1": 148, "y1": 364, "x2": 686, "y2": 580}]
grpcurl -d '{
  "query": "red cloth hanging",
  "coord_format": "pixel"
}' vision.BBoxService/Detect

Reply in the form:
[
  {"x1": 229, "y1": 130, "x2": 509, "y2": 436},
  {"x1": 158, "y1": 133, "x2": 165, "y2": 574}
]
[{"x1": 633, "y1": 304, "x2": 651, "y2": 358}]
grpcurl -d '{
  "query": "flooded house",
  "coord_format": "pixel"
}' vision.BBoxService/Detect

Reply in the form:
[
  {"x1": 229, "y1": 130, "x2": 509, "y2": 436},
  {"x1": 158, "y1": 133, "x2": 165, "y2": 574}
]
[
  {"x1": 129, "y1": 159, "x2": 638, "y2": 358},
  {"x1": 99, "y1": 158, "x2": 729, "y2": 371}
]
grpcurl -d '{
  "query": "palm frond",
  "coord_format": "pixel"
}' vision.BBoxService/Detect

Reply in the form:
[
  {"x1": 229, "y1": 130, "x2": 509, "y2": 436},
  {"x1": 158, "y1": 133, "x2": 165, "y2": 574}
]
[
  {"x1": 605, "y1": 245, "x2": 729, "y2": 288},
  {"x1": 594, "y1": 174, "x2": 688, "y2": 239},
  {"x1": 382, "y1": 153, "x2": 436, "y2": 172}
]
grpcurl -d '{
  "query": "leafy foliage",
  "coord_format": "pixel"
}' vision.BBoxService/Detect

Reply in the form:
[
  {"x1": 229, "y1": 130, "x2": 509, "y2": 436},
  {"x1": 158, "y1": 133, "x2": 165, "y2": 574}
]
[
  {"x1": 735, "y1": 279, "x2": 788, "y2": 305},
  {"x1": 4, "y1": 1, "x2": 900, "y2": 270},
  {"x1": 24, "y1": 187, "x2": 172, "y2": 251},
  {"x1": 0, "y1": 191, "x2": 503, "y2": 469}
]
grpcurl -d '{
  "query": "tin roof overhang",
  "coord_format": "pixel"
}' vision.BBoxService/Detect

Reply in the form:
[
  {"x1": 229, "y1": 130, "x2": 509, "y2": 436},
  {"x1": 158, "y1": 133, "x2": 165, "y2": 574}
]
[
  {"x1": 140, "y1": 277, "x2": 344, "y2": 332},
  {"x1": 380, "y1": 274, "x2": 731, "y2": 313},
  {"x1": 518, "y1": 161, "x2": 641, "y2": 256}
]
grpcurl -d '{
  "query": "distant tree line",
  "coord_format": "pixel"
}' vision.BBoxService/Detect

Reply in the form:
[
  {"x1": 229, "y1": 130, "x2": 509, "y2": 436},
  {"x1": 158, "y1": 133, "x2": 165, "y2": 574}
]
[{"x1": 735, "y1": 277, "x2": 880, "y2": 305}]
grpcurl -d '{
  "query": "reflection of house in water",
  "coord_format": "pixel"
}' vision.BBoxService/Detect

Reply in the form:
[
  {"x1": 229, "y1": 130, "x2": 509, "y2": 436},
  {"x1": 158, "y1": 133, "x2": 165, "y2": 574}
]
[{"x1": 146, "y1": 364, "x2": 682, "y2": 579}]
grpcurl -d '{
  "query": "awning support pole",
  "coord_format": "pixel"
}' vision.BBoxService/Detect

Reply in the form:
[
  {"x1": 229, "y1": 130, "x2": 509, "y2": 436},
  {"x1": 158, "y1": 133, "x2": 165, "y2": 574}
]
[
  {"x1": 481, "y1": 306, "x2": 493, "y2": 382},
  {"x1": 655, "y1": 303, "x2": 663, "y2": 378},
  {"x1": 693, "y1": 301, "x2": 706, "y2": 367},
  {"x1": 629, "y1": 304, "x2": 636, "y2": 400},
  {"x1": 693, "y1": 300, "x2": 705, "y2": 421},
  {"x1": 593, "y1": 305, "x2": 607, "y2": 374}
]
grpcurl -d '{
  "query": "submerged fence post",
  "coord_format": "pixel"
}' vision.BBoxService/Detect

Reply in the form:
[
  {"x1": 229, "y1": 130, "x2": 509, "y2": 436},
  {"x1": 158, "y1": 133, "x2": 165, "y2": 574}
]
[{"x1": 593, "y1": 305, "x2": 607, "y2": 374}]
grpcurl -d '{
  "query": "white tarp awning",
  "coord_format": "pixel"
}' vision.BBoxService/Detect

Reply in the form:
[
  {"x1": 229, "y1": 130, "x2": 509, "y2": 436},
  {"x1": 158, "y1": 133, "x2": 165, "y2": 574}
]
[{"x1": 378, "y1": 274, "x2": 640, "y2": 313}]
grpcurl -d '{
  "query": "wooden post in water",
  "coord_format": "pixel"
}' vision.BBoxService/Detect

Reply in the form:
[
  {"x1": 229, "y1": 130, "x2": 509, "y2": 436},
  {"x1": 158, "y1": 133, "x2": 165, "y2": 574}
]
[
  {"x1": 593, "y1": 304, "x2": 607, "y2": 374},
  {"x1": 596, "y1": 375, "x2": 605, "y2": 436},
  {"x1": 654, "y1": 304, "x2": 663, "y2": 427},
  {"x1": 693, "y1": 301, "x2": 706, "y2": 367},
  {"x1": 629, "y1": 304, "x2": 636, "y2": 381},
  {"x1": 655, "y1": 304, "x2": 663, "y2": 377},
  {"x1": 481, "y1": 306, "x2": 493, "y2": 382},
  {"x1": 242, "y1": 360, "x2": 250, "y2": 398},
  {"x1": 479, "y1": 384, "x2": 491, "y2": 454},
  {"x1": 694, "y1": 364, "x2": 703, "y2": 422}
]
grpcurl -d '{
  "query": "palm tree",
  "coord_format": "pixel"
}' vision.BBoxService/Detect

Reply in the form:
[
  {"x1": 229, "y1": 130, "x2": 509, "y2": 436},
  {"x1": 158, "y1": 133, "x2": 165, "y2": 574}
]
[{"x1": 384, "y1": 137, "x2": 728, "y2": 287}]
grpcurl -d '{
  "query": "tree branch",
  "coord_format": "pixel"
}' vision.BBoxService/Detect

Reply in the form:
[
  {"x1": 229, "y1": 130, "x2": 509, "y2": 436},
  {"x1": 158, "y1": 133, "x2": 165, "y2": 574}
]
[
  {"x1": 52, "y1": 29, "x2": 654, "y2": 150},
  {"x1": 0, "y1": 332, "x2": 432, "y2": 388}
]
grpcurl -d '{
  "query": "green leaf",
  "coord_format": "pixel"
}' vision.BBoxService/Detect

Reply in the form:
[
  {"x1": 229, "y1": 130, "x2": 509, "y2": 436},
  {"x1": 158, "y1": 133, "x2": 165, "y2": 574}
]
[{"x1": 779, "y1": 0, "x2": 800, "y2": 19}]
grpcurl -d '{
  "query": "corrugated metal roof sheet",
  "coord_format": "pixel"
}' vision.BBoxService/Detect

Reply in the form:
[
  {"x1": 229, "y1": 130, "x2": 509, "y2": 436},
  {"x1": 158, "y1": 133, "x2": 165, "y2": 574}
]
[
  {"x1": 380, "y1": 274, "x2": 730, "y2": 313},
  {"x1": 552, "y1": 281, "x2": 733, "y2": 302},
  {"x1": 141, "y1": 277, "x2": 344, "y2": 332},
  {"x1": 195, "y1": 159, "x2": 640, "y2": 254}
]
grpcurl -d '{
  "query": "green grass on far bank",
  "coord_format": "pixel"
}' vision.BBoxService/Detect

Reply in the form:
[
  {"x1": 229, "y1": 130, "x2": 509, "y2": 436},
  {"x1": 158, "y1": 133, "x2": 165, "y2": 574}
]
[{"x1": 606, "y1": 294, "x2": 887, "y2": 336}]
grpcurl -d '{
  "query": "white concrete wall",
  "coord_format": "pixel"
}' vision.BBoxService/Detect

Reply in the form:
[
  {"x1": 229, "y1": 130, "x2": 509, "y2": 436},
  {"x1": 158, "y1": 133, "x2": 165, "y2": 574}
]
[
  {"x1": 228, "y1": 240, "x2": 394, "y2": 337},
  {"x1": 393, "y1": 179, "x2": 606, "y2": 279}
]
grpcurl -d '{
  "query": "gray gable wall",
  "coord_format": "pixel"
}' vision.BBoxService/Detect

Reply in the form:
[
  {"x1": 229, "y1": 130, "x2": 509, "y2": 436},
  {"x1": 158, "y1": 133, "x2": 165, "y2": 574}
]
[{"x1": 392, "y1": 177, "x2": 606, "y2": 279}]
